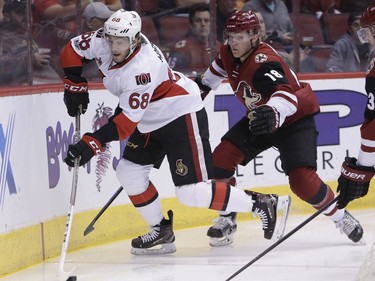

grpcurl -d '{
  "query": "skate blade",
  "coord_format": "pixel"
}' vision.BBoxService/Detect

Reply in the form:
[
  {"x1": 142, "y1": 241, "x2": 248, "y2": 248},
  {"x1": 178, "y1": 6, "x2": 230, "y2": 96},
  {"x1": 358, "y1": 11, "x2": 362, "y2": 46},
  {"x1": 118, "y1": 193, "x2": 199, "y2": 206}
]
[
  {"x1": 209, "y1": 234, "x2": 234, "y2": 247},
  {"x1": 357, "y1": 237, "x2": 366, "y2": 246},
  {"x1": 271, "y1": 195, "x2": 291, "y2": 241},
  {"x1": 130, "y1": 242, "x2": 176, "y2": 255}
]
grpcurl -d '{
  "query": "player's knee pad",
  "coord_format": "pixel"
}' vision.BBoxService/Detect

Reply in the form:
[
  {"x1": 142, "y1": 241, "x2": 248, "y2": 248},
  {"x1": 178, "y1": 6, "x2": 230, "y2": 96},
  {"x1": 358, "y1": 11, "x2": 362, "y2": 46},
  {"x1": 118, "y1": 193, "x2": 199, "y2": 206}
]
[
  {"x1": 175, "y1": 181, "x2": 212, "y2": 208},
  {"x1": 116, "y1": 158, "x2": 153, "y2": 195},
  {"x1": 212, "y1": 139, "x2": 244, "y2": 177}
]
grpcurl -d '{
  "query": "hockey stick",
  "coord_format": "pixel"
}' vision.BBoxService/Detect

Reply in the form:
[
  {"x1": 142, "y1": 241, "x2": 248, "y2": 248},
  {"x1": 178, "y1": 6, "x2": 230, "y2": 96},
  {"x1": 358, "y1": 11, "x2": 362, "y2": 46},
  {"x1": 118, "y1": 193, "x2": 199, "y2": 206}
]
[
  {"x1": 57, "y1": 112, "x2": 81, "y2": 281},
  {"x1": 226, "y1": 196, "x2": 339, "y2": 281},
  {"x1": 84, "y1": 186, "x2": 124, "y2": 236}
]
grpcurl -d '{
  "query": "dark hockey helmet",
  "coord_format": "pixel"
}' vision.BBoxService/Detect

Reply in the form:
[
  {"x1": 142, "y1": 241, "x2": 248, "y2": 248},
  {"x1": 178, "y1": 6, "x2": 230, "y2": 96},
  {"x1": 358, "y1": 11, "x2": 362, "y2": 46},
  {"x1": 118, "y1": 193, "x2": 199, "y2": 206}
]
[
  {"x1": 358, "y1": 4, "x2": 375, "y2": 44},
  {"x1": 360, "y1": 4, "x2": 375, "y2": 28},
  {"x1": 225, "y1": 10, "x2": 260, "y2": 33}
]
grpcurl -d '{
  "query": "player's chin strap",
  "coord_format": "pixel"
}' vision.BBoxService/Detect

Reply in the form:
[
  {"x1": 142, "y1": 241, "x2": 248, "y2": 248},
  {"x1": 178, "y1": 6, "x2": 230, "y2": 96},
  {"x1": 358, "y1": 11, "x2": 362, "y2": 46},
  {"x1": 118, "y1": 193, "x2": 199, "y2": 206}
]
[{"x1": 225, "y1": 196, "x2": 339, "y2": 281}]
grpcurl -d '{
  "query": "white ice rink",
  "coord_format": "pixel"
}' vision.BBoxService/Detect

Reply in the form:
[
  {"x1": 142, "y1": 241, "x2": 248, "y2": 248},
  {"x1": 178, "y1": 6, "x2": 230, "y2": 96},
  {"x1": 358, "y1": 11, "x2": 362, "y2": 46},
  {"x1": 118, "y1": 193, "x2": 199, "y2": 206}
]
[{"x1": 1, "y1": 209, "x2": 375, "y2": 281}]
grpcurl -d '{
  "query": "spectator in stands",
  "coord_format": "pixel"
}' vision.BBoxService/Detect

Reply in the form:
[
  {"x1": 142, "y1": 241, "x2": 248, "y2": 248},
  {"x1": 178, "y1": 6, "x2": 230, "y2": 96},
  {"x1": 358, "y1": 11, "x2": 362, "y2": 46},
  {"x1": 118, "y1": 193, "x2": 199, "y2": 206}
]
[
  {"x1": 33, "y1": 0, "x2": 90, "y2": 29},
  {"x1": 103, "y1": 0, "x2": 122, "y2": 11},
  {"x1": 300, "y1": 0, "x2": 341, "y2": 19},
  {"x1": 0, "y1": 0, "x2": 4, "y2": 22},
  {"x1": 32, "y1": 1, "x2": 122, "y2": 79},
  {"x1": 340, "y1": 0, "x2": 374, "y2": 14},
  {"x1": 326, "y1": 13, "x2": 373, "y2": 72},
  {"x1": 216, "y1": 0, "x2": 237, "y2": 42},
  {"x1": 33, "y1": 0, "x2": 122, "y2": 48},
  {"x1": 0, "y1": 0, "x2": 59, "y2": 86},
  {"x1": 242, "y1": 0, "x2": 294, "y2": 45},
  {"x1": 32, "y1": 0, "x2": 91, "y2": 69},
  {"x1": 254, "y1": 11, "x2": 267, "y2": 41},
  {"x1": 167, "y1": 3, "x2": 221, "y2": 75},
  {"x1": 159, "y1": 0, "x2": 207, "y2": 10},
  {"x1": 33, "y1": 0, "x2": 120, "y2": 23},
  {"x1": 81, "y1": 2, "x2": 114, "y2": 81},
  {"x1": 157, "y1": 0, "x2": 236, "y2": 43},
  {"x1": 82, "y1": 2, "x2": 114, "y2": 32},
  {"x1": 265, "y1": 35, "x2": 311, "y2": 70}
]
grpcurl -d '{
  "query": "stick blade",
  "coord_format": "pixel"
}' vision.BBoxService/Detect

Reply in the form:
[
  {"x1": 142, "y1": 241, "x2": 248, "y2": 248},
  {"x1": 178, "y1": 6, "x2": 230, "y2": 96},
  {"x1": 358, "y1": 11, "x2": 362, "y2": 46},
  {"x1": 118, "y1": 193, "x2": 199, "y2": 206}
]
[
  {"x1": 83, "y1": 224, "x2": 95, "y2": 236},
  {"x1": 57, "y1": 267, "x2": 76, "y2": 281}
]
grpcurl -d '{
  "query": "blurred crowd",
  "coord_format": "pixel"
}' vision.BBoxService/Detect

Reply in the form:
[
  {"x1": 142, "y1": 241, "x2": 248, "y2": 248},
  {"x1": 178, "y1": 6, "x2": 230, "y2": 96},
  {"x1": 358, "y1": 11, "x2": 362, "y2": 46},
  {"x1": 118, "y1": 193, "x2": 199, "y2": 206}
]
[{"x1": 0, "y1": 0, "x2": 373, "y2": 87}]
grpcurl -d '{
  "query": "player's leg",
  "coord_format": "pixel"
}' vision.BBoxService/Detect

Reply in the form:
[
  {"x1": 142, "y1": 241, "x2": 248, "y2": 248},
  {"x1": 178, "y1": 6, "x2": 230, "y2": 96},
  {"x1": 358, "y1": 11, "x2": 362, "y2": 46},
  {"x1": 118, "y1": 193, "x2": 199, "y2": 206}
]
[
  {"x1": 117, "y1": 129, "x2": 176, "y2": 255},
  {"x1": 207, "y1": 117, "x2": 290, "y2": 246},
  {"x1": 278, "y1": 116, "x2": 364, "y2": 243},
  {"x1": 165, "y1": 111, "x2": 290, "y2": 244}
]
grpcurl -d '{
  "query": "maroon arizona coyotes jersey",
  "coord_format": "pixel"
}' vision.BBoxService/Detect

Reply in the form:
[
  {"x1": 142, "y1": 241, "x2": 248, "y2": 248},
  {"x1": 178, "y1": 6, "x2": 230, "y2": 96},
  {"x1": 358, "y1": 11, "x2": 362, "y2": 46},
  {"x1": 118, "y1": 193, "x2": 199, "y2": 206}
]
[
  {"x1": 364, "y1": 58, "x2": 375, "y2": 121},
  {"x1": 203, "y1": 42, "x2": 320, "y2": 127},
  {"x1": 358, "y1": 58, "x2": 375, "y2": 167}
]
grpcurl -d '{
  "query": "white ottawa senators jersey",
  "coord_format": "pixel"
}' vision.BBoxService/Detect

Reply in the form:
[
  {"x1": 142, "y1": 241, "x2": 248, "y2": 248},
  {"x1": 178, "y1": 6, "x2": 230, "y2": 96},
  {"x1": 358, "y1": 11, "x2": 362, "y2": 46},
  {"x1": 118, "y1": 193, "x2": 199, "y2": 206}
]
[{"x1": 65, "y1": 29, "x2": 203, "y2": 134}]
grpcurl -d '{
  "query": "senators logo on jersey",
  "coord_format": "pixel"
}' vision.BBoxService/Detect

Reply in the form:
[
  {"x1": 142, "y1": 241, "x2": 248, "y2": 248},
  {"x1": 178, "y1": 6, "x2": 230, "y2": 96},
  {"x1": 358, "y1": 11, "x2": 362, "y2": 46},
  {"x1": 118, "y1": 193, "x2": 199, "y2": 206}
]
[
  {"x1": 135, "y1": 73, "x2": 151, "y2": 85},
  {"x1": 175, "y1": 159, "x2": 188, "y2": 176}
]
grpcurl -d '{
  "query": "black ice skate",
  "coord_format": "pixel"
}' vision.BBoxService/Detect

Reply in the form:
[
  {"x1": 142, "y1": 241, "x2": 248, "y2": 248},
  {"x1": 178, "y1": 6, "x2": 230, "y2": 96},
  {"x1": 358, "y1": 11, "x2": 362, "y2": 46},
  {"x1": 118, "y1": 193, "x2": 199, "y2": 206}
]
[
  {"x1": 131, "y1": 210, "x2": 176, "y2": 255},
  {"x1": 207, "y1": 212, "x2": 237, "y2": 247},
  {"x1": 334, "y1": 210, "x2": 364, "y2": 243},
  {"x1": 247, "y1": 191, "x2": 291, "y2": 240}
]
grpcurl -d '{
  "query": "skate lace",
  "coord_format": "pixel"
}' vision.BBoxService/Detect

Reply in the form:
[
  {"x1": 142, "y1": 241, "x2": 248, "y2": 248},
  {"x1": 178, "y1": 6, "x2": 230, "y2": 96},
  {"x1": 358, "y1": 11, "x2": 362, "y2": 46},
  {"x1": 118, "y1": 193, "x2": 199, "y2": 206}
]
[
  {"x1": 140, "y1": 228, "x2": 160, "y2": 243},
  {"x1": 336, "y1": 215, "x2": 357, "y2": 235},
  {"x1": 212, "y1": 216, "x2": 234, "y2": 230},
  {"x1": 254, "y1": 208, "x2": 268, "y2": 229}
]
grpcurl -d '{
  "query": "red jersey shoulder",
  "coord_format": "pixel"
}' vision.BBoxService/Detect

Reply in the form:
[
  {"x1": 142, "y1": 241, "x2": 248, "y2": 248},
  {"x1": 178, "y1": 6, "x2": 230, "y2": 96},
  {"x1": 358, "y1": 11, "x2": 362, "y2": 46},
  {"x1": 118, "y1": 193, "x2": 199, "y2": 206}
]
[{"x1": 252, "y1": 43, "x2": 284, "y2": 64}]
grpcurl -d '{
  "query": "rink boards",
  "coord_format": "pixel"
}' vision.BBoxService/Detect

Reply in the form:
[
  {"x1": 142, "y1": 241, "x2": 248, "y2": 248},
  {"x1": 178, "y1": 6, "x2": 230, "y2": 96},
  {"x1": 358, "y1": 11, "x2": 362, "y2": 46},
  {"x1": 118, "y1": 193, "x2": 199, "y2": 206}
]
[{"x1": 0, "y1": 73, "x2": 373, "y2": 277}]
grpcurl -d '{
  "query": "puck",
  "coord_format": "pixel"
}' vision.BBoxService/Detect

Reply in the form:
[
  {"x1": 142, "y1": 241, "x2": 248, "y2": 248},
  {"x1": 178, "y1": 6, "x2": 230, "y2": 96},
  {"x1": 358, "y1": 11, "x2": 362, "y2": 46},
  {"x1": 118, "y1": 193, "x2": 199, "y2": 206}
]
[{"x1": 66, "y1": 276, "x2": 77, "y2": 281}]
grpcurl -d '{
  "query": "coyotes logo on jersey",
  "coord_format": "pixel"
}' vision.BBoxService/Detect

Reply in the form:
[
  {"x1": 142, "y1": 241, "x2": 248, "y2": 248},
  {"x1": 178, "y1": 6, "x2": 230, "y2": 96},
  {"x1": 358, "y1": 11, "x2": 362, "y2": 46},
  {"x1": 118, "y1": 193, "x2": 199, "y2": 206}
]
[
  {"x1": 236, "y1": 81, "x2": 261, "y2": 110},
  {"x1": 254, "y1": 53, "x2": 268, "y2": 63}
]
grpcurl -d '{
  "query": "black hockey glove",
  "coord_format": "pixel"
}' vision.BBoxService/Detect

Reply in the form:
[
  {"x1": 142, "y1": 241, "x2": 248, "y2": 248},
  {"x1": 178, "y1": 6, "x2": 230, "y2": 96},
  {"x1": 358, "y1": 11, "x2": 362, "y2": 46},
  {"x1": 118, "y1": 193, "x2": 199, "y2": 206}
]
[
  {"x1": 63, "y1": 74, "x2": 89, "y2": 117},
  {"x1": 248, "y1": 105, "x2": 280, "y2": 135},
  {"x1": 64, "y1": 133, "x2": 104, "y2": 167},
  {"x1": 195, "y1": 73, "x2": 212, "y2": 100},
  {"x1": 337, "y1": 157, "x2": 375, "y2": 209}
]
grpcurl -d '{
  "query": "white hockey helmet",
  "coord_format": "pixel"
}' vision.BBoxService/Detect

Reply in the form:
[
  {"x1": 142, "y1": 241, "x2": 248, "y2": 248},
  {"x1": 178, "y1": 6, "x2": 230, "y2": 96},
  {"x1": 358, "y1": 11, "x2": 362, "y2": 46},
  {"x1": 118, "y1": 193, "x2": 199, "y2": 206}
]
[{"x1": 104, "y1": 9, "x2": 142, "y2": 55}]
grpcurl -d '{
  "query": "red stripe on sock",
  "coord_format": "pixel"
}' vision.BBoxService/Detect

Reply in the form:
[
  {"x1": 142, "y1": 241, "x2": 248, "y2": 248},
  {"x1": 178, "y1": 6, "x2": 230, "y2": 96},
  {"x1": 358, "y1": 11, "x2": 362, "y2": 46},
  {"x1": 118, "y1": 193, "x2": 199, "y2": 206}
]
[
  {"x1": 210, "y1": 181, "x2": 230, "y2": 211},
  {"x1": 129, "y1": 182, "x2": 158, "y2": 207}
]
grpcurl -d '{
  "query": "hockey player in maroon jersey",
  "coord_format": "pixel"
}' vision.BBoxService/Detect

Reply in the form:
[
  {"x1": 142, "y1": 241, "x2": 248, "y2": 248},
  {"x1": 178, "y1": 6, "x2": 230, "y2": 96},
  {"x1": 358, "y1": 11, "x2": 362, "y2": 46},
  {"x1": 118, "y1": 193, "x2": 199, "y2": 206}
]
[
  {"x1": 60, "y1": 9, "x2": 291, "y2": 255},
  {"x1": 195, "y1": 10, "x2": 364, "y2": 246},
  {"x1": 337, "y1": 4, "x2": 375, "y2": 209}
]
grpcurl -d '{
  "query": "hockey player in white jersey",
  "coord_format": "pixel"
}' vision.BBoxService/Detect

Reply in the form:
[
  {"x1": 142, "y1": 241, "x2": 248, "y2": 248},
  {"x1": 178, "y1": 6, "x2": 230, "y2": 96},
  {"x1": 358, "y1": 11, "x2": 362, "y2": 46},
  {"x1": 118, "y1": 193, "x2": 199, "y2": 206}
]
[{"x1": 60, "y1": 9, "x2": 291, "y2": 254}]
